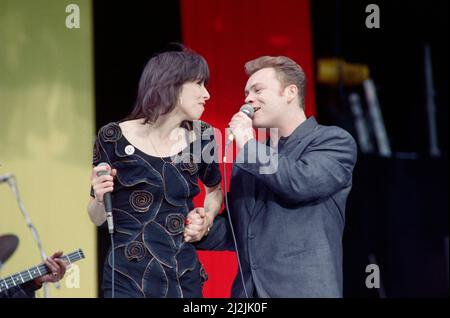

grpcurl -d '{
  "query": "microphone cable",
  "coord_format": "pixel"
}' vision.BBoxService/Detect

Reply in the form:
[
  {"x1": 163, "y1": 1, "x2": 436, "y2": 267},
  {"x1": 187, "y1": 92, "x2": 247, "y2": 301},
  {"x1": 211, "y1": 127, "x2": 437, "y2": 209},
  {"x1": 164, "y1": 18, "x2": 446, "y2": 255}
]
[
  {"x1": 105, "y1": 209, "x2": 114, "y2": 298},
  {"x1": 223, "y1": 140, "x2": 249, "y2": 298},
  {"x1": 109, "y1": 231, "x2": 115, "y2": 298}
]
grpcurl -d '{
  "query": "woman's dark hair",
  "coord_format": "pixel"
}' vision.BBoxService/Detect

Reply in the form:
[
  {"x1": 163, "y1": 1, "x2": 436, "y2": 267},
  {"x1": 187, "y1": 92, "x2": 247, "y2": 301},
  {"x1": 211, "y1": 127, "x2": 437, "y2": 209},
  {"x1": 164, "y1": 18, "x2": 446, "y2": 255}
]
[{"x1": 128, "y1": 45, "x2": 209, "y2": 128}]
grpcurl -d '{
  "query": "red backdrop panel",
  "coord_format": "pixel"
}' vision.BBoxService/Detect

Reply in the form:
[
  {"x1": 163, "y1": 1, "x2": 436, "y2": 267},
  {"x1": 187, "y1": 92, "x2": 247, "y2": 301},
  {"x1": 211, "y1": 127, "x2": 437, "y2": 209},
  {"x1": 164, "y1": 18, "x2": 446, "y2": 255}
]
[{"x1": 181, "y1": 0, "x2": 316, "y2": 297}]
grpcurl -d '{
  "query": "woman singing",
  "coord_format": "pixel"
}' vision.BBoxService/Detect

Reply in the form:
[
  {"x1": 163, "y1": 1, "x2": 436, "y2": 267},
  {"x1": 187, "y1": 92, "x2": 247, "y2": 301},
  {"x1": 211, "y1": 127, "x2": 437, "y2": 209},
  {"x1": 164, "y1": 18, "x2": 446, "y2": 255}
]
[{"x1": 88, "y1": 46, "x2": 223, "y2": 298}]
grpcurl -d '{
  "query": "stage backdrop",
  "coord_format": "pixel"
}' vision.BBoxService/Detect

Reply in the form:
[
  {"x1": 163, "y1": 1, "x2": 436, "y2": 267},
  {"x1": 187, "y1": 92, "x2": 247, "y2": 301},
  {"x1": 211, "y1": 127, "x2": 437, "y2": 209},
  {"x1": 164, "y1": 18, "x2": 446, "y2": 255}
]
[
  {"x1": 181, "y1": 0, "x2": 316, "y2": 297},
  {"x1": 0, "y1": 0, "x2": 96, "y2": 297}
]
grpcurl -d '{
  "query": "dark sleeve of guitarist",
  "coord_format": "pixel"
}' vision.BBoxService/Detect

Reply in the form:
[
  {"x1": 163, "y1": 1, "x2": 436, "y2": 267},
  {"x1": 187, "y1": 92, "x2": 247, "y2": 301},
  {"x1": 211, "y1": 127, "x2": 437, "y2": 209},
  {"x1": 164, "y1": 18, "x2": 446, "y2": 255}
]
[{"x1": 0, "y1": 251, "x2": 68, "y2": 298}]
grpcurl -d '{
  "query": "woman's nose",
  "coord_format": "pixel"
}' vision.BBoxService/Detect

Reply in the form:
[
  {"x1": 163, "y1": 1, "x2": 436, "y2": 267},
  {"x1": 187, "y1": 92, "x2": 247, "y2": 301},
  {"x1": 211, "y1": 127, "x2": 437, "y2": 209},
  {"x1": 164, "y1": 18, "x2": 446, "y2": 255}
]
[{"x1": 203, "y1": 87, "x2": 210, "y2": 100}]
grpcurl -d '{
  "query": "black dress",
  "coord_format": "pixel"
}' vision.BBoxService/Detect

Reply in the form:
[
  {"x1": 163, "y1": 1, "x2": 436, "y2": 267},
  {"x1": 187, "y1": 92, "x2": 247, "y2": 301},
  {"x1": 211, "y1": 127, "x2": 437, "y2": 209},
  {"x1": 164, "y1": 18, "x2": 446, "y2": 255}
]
[{"x1": 91, "y1": 121, "x2": 222, "y2": 298}]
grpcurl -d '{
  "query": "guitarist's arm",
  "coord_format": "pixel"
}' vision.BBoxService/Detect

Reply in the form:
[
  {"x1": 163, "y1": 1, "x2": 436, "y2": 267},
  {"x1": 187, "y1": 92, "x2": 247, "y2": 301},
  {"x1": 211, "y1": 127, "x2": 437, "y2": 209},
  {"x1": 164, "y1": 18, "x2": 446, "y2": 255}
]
[
  {"x1": 0, "y1": 251, "x2": 68, "y2": 298},
  {"x1": 0, "y1": 281, "x2": 41, "y2": 298}
]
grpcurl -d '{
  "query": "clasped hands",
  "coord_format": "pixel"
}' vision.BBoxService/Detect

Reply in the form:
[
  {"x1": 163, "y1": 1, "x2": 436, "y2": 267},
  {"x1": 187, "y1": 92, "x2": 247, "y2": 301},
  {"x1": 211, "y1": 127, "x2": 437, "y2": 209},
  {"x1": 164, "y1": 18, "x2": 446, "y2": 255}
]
[{"x1": 184, "y1": 208, "x2": 212, "y2": 243}]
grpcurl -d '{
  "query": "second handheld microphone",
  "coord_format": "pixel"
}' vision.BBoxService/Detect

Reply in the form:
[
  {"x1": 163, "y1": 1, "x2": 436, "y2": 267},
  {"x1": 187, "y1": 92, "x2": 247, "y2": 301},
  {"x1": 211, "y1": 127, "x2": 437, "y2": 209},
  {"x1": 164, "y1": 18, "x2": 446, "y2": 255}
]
[{"x1": 96, "y1": 162, "x2": 114, "y2": 234}]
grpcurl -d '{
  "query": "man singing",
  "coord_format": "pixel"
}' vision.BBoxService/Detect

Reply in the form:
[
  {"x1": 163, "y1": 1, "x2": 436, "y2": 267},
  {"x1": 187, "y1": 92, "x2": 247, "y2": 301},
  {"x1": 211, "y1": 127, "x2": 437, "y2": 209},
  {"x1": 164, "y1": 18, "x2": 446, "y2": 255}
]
[{"x1": 188, "y1": 55, "x2": 357, "y2": 298}]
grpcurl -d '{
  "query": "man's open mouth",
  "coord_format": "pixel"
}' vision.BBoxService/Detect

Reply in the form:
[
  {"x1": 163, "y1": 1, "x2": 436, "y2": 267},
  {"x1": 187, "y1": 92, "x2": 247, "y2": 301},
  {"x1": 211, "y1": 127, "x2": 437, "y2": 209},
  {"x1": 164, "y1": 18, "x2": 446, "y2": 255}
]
[{"x1": 253, "y1": 107, "x2": 261, "y2": 112}]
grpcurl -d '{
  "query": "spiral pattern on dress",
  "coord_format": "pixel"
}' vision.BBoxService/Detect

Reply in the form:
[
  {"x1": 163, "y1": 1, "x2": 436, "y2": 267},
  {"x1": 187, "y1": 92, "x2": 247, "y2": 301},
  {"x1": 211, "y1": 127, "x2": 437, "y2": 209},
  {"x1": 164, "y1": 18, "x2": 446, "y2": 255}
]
[
  {"x1": 165, "y1": 214, "x2": 186, "y2": 235},
  {"x1": 129, "y1": 190, "x2": 153, "y2": 213},
  {"x1": 101, "y1": 123, "x2": 122, "y2": 142},
  {"x1": 124, "y1": 241, "x2": 147, "y2": 262},
  {"x1": 179, "y1": 154, "x2": 198, "y2": 175}
]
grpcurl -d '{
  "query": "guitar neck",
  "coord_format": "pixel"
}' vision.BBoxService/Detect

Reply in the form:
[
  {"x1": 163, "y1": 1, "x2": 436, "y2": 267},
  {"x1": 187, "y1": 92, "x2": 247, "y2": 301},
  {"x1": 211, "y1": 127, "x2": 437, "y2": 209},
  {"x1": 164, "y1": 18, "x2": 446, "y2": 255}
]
[{"x1": 0, "y1": 249, "x2": 85, "y2": 293}]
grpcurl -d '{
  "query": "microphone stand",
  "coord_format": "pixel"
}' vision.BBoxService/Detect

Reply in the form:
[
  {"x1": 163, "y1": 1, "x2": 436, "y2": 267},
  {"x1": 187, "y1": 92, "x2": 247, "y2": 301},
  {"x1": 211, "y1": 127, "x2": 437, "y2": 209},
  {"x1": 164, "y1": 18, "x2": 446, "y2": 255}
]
[{"x1": 4, "y1": 175, "x2": 54, "y2": 298}]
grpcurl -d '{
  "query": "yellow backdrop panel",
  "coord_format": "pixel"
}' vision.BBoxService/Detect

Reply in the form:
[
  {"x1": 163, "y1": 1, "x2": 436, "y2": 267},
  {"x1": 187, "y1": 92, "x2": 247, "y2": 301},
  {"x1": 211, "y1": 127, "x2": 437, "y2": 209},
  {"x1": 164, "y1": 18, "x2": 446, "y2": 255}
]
[{"x1": 0, "y1": 0, "x2": 96, "y2": 297}]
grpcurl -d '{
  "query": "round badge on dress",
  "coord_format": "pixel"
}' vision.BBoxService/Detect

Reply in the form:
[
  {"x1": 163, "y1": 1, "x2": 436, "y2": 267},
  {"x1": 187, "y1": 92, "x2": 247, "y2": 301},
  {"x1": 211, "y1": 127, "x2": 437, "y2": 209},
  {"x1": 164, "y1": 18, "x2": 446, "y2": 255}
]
[{"x1": 125, "y1": 145, "x2": 135, "y2": 155}]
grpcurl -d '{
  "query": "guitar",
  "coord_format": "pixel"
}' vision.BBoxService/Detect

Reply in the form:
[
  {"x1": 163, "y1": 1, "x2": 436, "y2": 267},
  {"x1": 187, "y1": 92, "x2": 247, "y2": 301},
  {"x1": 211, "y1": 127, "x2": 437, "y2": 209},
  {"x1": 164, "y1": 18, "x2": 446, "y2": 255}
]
[{"x1": 0, "y1": 248, "x2": 85, "y2": 293}]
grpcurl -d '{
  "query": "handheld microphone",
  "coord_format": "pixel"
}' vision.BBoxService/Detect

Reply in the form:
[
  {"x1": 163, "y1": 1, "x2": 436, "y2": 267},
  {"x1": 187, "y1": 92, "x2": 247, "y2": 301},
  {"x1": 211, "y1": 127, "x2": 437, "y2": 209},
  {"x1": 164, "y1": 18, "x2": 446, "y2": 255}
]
[
  {"x1": 239, "y1": 103, "x2": 255, "y2": 118},
  {"x1": 227, "y1": 104, "x2": 255, "y2": 145},
  {"x1": 96, "y1": 162, "x2": 114, "y2": 234}
]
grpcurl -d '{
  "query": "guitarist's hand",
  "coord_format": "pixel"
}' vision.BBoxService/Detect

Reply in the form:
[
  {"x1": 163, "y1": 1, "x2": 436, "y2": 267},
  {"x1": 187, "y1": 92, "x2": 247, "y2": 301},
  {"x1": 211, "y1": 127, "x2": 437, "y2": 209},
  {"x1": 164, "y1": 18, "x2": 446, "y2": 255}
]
[{"x1": 34, "y1": 251, "x2": 68, "y2": 287}]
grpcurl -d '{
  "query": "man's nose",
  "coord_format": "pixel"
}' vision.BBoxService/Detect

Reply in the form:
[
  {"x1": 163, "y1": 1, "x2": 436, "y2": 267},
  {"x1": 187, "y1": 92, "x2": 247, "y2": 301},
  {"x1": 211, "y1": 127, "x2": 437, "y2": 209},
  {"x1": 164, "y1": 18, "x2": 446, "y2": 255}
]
[{"x1": 245, "y1": 94, "x2": 254, "y2": 104}]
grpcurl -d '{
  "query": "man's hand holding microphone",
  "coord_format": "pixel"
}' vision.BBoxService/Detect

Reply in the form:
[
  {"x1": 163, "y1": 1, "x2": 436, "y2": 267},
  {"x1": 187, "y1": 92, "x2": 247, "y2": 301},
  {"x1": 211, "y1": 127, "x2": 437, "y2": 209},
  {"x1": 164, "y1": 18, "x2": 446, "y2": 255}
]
[{"x1": 227, "y1": 104, "x2": 256, "y2": 149}]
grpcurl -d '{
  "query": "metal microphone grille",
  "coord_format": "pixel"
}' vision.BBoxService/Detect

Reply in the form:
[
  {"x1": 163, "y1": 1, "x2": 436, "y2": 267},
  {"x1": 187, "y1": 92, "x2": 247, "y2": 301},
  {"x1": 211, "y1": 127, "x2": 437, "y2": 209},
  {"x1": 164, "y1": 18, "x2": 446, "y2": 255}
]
[{"x1": 240, "y1": 104, "x2": 255, "y2": 118}]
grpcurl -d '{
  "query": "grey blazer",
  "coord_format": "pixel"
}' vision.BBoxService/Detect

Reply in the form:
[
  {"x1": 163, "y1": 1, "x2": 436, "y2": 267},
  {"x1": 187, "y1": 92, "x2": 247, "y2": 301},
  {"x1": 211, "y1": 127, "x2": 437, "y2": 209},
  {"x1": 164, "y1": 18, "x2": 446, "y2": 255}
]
[{"x1": 198, "y1": 117, "x2": 357, "y2": 298}]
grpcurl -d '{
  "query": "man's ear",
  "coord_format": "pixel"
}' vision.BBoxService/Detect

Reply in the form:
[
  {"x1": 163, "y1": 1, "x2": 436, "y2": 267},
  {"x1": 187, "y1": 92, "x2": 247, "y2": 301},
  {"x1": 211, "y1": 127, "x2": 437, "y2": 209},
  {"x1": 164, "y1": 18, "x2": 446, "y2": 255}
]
[{"x1": 285, "y1": 85, "x2": 298, "y2": 104}]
